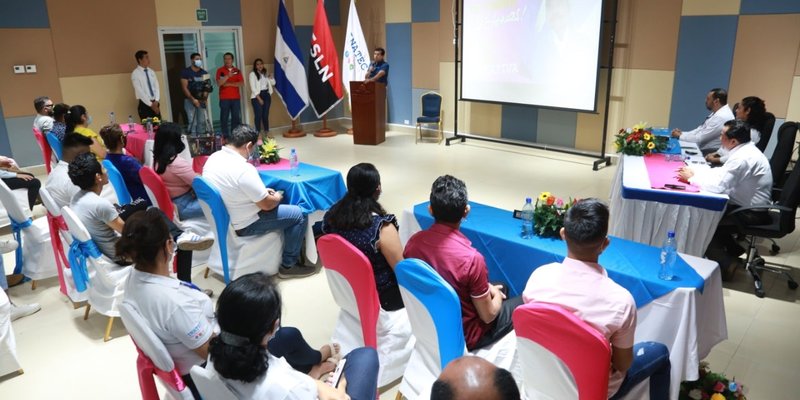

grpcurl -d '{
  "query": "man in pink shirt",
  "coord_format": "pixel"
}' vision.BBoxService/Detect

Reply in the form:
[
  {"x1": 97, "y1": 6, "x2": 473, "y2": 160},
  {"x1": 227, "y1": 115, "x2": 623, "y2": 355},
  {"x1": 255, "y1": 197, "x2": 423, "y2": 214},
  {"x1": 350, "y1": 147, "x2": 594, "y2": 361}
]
[
  {"x1": 404, "y1": 175, "x2": 522, "y2": 351},
  {"x1": 522, "y1": 199, "x2": 670, "y2": 399}
]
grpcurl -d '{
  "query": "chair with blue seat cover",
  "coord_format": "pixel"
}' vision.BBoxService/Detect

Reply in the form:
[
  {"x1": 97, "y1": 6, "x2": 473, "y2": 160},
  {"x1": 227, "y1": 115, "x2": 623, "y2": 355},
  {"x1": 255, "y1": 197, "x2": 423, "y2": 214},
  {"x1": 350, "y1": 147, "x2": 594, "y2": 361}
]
[
  {"x1": 61, "y1": 206, "x2": 131, "y2": 341},
  {"x1": 416, "y1": 92, "x2": 443, "y2": 144},
  {"x1": 0, "y1": 180, "x2": 56, "y2": 290},
  {"x1": 119, "y1": 302, "x2": 194, "y2": 400},
  {"x1": 46, "y1": 132, "x2": 63, "y2": 160},
  {"x1": 192, "y1": 176, "x2": 281, "y2": 284},
  {"x1": 394, "y1": 258, "x2": 520, "y2": 399},
  {"x1": 102, "y1": 159, "x2": 132, "y2": 205},
  {"x1": 317, "y1": 234, "x2": 414, "y2": 388}
]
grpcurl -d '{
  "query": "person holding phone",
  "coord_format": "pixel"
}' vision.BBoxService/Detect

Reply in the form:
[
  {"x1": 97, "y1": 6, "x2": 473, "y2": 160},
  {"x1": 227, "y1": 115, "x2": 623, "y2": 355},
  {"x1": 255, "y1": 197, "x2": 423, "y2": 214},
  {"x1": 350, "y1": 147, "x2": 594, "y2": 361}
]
[{"x1": 216, "y1": 52, "x2": 244, "y2": 138}]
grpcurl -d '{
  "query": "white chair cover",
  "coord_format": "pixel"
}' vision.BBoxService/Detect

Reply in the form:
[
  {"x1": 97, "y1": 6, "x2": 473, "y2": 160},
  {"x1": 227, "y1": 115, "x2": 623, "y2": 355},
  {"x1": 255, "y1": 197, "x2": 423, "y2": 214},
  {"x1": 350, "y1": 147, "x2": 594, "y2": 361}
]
[
  {"x1": 119, "y1": 302, "x2": 194, "y2": 400},
  {"x1": 0, "y1": 187, "x2": 29, "y2": 229},
  {"x1": 39, "y1": 187, "x2": 87, "y2": 303},
  {"x1": 326, "y1": 269, "x2": 414, "y2": 387},
  {"x1": 190, "y1": 365, "x2": 238, "y2": 400},
  {"x1": 61, "y1": 206, "x2": 131, "y2": 317},
  {"x1": 0, "y1": 180, "x2": 56, "y2": 281},
  {"x1": 0, "y1": 290, "x2": 21, "y2": 377},
  {"x1": 194, "y1": 180, "x2": 282, "y2": 281}
]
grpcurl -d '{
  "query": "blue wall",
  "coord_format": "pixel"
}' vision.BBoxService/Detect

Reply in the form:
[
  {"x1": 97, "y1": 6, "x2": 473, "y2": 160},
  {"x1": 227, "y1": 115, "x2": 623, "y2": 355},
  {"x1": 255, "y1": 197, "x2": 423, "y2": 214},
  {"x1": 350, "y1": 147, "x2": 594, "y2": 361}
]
[
  {"x1": 200, "y1": 0, "x2": 242, "y2": 26},
  {"x1": 386, "y1": 23, "x2": 412, "y2": 125},
  {"x1": 0, "y1": 0, "x2": 49, "y2": 28}
]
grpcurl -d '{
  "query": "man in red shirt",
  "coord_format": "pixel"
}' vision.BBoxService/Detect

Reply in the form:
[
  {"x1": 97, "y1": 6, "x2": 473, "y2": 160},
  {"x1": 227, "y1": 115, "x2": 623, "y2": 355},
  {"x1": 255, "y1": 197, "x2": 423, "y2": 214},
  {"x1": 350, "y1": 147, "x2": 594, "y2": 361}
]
[
  {"x1": 404, "y1": 175, "x2": 523, "y2": 351},
  {"x1": 215, "y1": 52, "x2": 243, "y2": 138}
]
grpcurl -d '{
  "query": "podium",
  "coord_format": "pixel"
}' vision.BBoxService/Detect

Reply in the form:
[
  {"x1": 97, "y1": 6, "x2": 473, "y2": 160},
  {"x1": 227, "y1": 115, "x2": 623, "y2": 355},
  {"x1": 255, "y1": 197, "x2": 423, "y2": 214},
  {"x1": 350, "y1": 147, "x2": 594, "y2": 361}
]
[{"x1": 350, "y1": 81, "x2": 386, "y2": 145}]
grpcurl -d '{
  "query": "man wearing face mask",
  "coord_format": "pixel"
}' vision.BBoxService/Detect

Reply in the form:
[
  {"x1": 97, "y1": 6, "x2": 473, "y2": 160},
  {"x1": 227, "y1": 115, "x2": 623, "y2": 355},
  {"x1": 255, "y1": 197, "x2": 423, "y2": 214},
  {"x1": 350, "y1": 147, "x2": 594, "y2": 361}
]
[
  {"x1": 181, "y1": 53, "x2": 213, "y2": 135},
  {"x1": 33, "y1": 96, "x2": 55, "y2": 135}
]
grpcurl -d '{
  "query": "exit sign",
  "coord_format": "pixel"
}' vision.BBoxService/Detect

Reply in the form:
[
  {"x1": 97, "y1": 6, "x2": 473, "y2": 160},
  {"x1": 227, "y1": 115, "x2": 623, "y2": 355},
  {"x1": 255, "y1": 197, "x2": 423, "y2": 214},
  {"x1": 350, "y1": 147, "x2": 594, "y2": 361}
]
[{"x1": 196, "y1": 8, "x2": 208, "y2": 22}]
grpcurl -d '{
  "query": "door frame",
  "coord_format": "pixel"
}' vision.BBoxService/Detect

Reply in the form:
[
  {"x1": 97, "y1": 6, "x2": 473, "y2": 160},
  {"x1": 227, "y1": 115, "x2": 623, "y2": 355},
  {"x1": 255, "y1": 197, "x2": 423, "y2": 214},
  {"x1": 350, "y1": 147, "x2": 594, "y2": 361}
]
[{"x1": 156, "y1": 26, "x2": 248, "y2": 128}]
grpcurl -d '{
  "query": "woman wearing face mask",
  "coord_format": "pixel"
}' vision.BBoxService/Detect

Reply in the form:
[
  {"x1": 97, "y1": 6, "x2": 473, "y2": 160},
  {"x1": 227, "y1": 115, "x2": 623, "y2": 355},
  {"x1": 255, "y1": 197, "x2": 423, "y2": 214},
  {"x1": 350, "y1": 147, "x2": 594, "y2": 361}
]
[
  {"x1": 117, "y1": 208, "x2": 215, "y2": 399},
  {"x1": 65, "y1": 104, "x2": 106, "y2": 161},
  {"x1": 249, "y1": 58, "x2": 276, "y2": 136}
]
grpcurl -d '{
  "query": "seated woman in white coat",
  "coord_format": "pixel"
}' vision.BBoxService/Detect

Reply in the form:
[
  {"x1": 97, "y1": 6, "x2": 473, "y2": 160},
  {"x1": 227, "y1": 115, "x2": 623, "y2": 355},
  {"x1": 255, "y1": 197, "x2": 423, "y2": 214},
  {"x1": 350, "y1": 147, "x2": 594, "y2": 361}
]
[{"x1": 206, "y1": 272, "x2": 380, "y2": 400}]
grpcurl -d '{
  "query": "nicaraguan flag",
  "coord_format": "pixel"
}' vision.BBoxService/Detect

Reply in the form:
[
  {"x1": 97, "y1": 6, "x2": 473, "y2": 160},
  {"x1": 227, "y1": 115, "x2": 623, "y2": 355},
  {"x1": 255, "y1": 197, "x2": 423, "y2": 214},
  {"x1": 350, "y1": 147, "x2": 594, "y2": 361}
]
[
  {"x1": 342, "y1": 0, "x2": 370, "y2": 108},
  {"x1": 274, "y1": 0, "x2": 309, "y2": 120},
  {"x1": 308, "y1": 0, "x2": 343, "y2": 118}
]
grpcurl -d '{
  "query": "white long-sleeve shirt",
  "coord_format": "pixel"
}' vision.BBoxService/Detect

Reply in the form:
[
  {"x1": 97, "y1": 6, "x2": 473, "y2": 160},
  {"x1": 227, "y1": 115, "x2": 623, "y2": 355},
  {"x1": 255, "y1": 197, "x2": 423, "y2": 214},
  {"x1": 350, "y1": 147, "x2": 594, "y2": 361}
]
[
  {"x1": 690, "y1": 141, "x2": 772, "y2": 207},
  {"x1": 248, "y1": 71, "x2": 275, "y2": 99},
  {"x1": 717, "y1": 128, "x2": 762, "y2": 163},
  {"x1": 680, "y1": 104, "x2": 735, "y2": 152},
  {"x1": 131, "y1": 65, "x2": 160, "y2": 104}
]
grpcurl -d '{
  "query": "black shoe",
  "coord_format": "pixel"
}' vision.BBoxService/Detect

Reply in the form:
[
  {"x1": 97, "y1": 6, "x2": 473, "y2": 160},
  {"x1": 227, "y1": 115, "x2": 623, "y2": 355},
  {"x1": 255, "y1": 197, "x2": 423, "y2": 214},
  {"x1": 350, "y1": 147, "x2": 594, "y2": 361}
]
[{"x1": 278, "y1": 264, "x2": 316, "y2": 279}]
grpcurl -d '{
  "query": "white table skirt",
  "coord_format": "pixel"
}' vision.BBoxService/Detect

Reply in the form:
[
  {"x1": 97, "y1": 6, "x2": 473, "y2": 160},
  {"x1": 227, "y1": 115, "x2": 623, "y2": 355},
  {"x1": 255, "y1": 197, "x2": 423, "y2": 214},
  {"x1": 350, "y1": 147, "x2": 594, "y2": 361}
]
[
  {"x1": 401, "y1": 208, "x2": 727, "y2": 399},
  {"x1": 609, "y1": 155, "x2": 726, "y2": 257}
]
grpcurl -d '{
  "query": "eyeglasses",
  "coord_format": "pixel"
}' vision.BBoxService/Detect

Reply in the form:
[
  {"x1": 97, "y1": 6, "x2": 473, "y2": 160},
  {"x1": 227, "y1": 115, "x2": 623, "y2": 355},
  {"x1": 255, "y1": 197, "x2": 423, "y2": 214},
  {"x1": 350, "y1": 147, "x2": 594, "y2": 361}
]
[{"x1": 44, "y1": 104, "x2": 53, "y2": 108}]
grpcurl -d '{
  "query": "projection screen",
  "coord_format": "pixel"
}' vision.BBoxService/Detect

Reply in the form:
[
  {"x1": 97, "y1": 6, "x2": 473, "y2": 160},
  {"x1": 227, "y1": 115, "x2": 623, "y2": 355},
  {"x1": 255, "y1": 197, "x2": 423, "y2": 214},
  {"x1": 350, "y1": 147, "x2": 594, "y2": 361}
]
[{"x1": 461, "y1": 0, "x2": 604, "y2": 112}]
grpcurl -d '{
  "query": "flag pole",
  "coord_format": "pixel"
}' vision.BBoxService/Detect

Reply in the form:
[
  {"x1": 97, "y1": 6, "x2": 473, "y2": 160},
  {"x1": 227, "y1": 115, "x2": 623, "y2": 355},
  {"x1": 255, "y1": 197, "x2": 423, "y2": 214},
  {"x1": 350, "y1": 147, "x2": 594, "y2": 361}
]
[
  {"x1": 283, "y1": 118, "x2": 306, "y2": 138},
  {"x1": 314, "y1": 116, "x2": 337, "y2": 137}
]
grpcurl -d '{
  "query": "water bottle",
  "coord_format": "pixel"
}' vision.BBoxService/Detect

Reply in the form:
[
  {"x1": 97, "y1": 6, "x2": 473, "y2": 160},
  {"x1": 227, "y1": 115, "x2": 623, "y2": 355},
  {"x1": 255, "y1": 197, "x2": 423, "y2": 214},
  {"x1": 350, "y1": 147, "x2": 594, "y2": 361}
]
[
  {"x1": 127, "y1": 115, "x2": 134, "y2": 132},
  {"x1": 521, "y1": 197, "x2": 534, "y2": 239},
  {"x1": 146, "y1": 120, "x2": 154, "y2": 139},
  {"x1": 659, "y1": 231, "x2": 677, "y2": 280},
  {"x1": 109, "y1": 111, "x2": 115, "y2": 124},
  {"x1": 289, "y1": 148, "x2": 299, "y2": 176}
]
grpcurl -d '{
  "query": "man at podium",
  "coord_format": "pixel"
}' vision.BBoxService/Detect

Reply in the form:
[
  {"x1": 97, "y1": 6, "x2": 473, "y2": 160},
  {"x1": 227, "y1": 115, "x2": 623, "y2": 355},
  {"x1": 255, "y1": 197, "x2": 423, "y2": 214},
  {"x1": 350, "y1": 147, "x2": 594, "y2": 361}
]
[{"x1": 365, "y1": 47, "x2": 389, "y2": 84}]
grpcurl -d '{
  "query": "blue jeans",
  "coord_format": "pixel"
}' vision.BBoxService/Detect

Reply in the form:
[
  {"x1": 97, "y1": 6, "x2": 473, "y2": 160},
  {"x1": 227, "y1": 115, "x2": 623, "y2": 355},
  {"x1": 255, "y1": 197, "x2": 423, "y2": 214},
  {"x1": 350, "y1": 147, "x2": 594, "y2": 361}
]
[
  {"x1": 219, "y1": 99, "x2": 241, "y2": 138},
  {"x1": 341, "y1": 347, "x2": 379, "y2": 400},
  {"x1": 172, "y1": 191, "x2": 205, "y2": 220},
  {"x1": 235, "y1": 205, "x2": 306, "y2": 267},
  {"x1": 251, "y1": 90, "x2": 271, "y2": 132},
  {"x1": 184, "y1": 99, "x2": 208, "y2": 135},
  {"x1": 610, "y1": 342, "x2": 671, "y2": 400}
]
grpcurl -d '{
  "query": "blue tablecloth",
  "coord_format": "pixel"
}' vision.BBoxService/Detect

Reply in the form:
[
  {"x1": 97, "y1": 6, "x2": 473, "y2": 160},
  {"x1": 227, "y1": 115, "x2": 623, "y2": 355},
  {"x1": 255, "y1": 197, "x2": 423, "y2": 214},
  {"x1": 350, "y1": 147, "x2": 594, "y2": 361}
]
[
  {"x1": 655, "y1": 136, "x2": 681, "y2": 155},
  {"x1": 258, "y1": 163, "x2": 346, "y2": 214},
  {"x1": 412, "y1": 202, "x2": 705, "y2": 308}
]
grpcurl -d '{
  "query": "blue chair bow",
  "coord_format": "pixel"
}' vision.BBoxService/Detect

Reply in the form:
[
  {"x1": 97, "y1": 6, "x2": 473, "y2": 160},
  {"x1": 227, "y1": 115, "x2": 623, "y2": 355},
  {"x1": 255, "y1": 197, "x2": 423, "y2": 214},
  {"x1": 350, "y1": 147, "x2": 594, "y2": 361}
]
[
  {"x1": 10, "y1": 216, "x2": 32, "y2": 275},
  {"x1": 68, "y1": 237, "x2": 102, "y2": 292}
]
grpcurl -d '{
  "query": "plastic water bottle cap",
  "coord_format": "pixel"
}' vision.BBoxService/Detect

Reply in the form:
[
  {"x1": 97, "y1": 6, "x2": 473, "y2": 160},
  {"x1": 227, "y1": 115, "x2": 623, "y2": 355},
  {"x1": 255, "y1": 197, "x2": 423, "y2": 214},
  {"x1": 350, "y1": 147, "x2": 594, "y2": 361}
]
[
  {"x1": 667, "y1": 230, "x2": 675, "y2": 238},
  {"x1": 525, "y1": 197, "x2": 532, "y2": 203}
]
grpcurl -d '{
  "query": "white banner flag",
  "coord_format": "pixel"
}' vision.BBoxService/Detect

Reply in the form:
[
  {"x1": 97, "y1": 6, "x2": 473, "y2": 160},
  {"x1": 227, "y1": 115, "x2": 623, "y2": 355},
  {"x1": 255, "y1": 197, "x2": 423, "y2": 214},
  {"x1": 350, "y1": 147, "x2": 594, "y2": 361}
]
[{"x1": 342, "y1": 0, "x2": 370, "y2": 107}]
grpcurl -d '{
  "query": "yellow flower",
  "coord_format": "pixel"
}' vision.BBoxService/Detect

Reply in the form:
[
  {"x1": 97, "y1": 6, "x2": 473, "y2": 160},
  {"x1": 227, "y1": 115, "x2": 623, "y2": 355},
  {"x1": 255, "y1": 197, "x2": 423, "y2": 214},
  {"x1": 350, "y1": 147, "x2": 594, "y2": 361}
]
[
  {"x1": 710, "y1": 394, "x2": 725, "y2": 400},
  {"x1": 632, "y1": 121, "x2": 648, "y2": 131},
  {"x1": 643, "y1": 133, "x2": 651, "y2": 141},
  {"x1": 647, "y1": 142, "x2": 655, "y2": 150},
  {"x1": 539, "y1": 192, "x2": 551, "y2": 201},
  {"x1": 152, "y1": 117, "x2": 160, "y2": 123}
]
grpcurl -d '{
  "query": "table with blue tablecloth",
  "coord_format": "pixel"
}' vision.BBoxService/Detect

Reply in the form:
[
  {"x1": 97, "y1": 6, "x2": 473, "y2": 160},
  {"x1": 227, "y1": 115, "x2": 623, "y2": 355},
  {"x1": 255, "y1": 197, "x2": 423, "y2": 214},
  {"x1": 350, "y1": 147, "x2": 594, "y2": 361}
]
[
  {"x1": 400, "y1": 201, "x2": 727, "y2": 399},
  {"x1": 258, "y1": 162, "x2": 346, "y2": 263}
]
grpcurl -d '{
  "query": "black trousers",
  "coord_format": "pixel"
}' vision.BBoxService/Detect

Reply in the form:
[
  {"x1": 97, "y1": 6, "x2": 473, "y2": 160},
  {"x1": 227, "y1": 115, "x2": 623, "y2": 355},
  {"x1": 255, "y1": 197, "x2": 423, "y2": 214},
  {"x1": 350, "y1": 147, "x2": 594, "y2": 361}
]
[
  {"x1": 471, "y1": 295, "x2": 524, "y2": 351},
  {"x1": 2, "y1": 176, "x2": 40, "y2": 211},
  {"x1": 267, "y1": 326, "x2": 323, "y2": 374},
  {"x1": 137, "y1": 100, "x2": 161, "y2": 120},
  {"x1": 706, "y1": 204, "x2": 771, "y2": 270}
]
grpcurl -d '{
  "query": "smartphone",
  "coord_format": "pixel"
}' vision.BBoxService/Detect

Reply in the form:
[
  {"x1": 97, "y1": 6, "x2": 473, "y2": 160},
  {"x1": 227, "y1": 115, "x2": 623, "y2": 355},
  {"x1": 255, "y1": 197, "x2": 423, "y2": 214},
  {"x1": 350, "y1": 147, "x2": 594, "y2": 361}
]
[
  {"x1": 664, "y1": 184, "x2": 686, "y2": 190},
  {"x1": 328, "y1": 358, "x2": 346, "y2": 388}
]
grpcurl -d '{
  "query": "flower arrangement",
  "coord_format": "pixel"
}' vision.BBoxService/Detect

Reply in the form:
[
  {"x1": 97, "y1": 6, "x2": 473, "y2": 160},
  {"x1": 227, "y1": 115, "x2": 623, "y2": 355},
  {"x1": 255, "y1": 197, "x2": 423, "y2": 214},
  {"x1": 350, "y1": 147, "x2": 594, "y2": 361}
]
[
  {"x1": 141, "y1": 117, "x2": 160, "y2": 127},
  {"x1": 679, "y1": 362, "x2": 747, "y2": 400},
  {"x1": 258, "y1": 138, "x2": 282, "y2": 164},
  {"x1": 533, "y1": 192, "x2": 575, "y2": 238},
  {"x1": 614, "y1": 122, "x2": 667, "y2": 156}
]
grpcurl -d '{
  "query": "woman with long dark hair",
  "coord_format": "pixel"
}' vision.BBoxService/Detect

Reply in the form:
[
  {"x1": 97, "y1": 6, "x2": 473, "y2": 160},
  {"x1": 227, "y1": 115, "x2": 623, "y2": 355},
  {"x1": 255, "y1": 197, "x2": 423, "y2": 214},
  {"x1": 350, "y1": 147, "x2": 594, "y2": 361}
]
[
  {"x1": 117, "y1": 209, "x2": 215, "y2": 399},
  {"x1": 207, "y1": 272, "x2": 379, "y2": 399},
  {"x1": 321, "y1": 163, "x2": 405, "y2": 311},
  {"x1": 65, "y1": 104, "x2": 106, "y2": 161},
  {"x1": 152, "y1": 122, "x2": 204, "y2": 220},
  {"x1": 707, "y1": 96, "x2": 769, "y2": 164},
  {"x1": 249, "y1": 58, "x2": 275, "y2": 135}
]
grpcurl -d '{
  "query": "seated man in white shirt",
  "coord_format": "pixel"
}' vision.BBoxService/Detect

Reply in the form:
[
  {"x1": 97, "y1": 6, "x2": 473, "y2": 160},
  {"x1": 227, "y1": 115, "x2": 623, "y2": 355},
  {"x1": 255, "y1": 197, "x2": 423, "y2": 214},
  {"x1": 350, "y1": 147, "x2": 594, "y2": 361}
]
[
  {"x1": 523, "y1": 199, "x2": 671, "y2": 400},
  {"x1": 671, "y1": 88, "x2": 735, "y2": 155},
  {"x1": 32, "y1": 96, "x2": 54, "y2": 135},
  {"x1": 706, "y1": 97, "x2": 768, "y2": 165},
  {"x1": 45, "y1": 132, "x2": 92, "y2": 209},
  {"x1": 679, "y1": 119, "x2": 772, "y2": 278},
  {"x1": 202, "y1": 125, "x2": 312, "y2": 279}
]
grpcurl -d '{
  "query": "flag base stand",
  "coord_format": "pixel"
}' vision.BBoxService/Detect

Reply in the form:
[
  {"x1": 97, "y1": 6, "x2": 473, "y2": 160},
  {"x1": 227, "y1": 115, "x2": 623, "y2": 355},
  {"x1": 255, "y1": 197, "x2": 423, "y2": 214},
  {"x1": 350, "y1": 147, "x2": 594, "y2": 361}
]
[
  {"x1": 283, "y1": 119, "x2": 306, "y2": 138},
  {"x1": 314, "y1": 117, "x2": 337, "y2": 137}
]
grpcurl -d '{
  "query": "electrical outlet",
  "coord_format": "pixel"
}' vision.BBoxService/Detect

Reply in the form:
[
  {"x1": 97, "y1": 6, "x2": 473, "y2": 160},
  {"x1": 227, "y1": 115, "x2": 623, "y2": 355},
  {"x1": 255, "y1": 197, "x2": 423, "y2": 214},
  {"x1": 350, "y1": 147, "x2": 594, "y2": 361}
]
[
  {"x1": 25, "y1": 65, "x2": 37, "y2": 73},
  {"x1": 13, "y1": 65, "x2": 24, "y2": 74},
  {"x1": 404, "y1": 119, "x2": 410, "y2": 125}
]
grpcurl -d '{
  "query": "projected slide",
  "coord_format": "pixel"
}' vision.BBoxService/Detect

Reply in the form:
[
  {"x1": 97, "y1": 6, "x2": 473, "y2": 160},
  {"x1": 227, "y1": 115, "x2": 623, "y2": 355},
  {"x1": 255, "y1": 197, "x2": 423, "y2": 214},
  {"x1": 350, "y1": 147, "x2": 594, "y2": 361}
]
[{"x1": 461, "y1": 0, "x2": 603, "y2": 111}]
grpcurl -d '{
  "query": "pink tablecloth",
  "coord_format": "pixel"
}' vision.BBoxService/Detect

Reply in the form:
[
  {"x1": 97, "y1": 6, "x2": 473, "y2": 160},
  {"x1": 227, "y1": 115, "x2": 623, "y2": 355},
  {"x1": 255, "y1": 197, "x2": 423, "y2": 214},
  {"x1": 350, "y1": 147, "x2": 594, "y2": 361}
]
[
  {"x1": 256, "y1": 158, "x2": 290, "y2": 171},
  {"x1": 124, "y1": 123, "x2": 149, "y2": 161},
  {"x1": 643, "y1": 154, "x2": 700, "y2": 193}
]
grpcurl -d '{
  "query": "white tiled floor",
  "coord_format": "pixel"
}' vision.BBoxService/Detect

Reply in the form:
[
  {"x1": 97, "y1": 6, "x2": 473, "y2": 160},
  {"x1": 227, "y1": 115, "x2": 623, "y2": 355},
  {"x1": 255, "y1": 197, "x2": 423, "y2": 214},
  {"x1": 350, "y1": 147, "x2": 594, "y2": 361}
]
[{"x1": 2, "y1": 128, "x2": 798, "y2": 398}]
